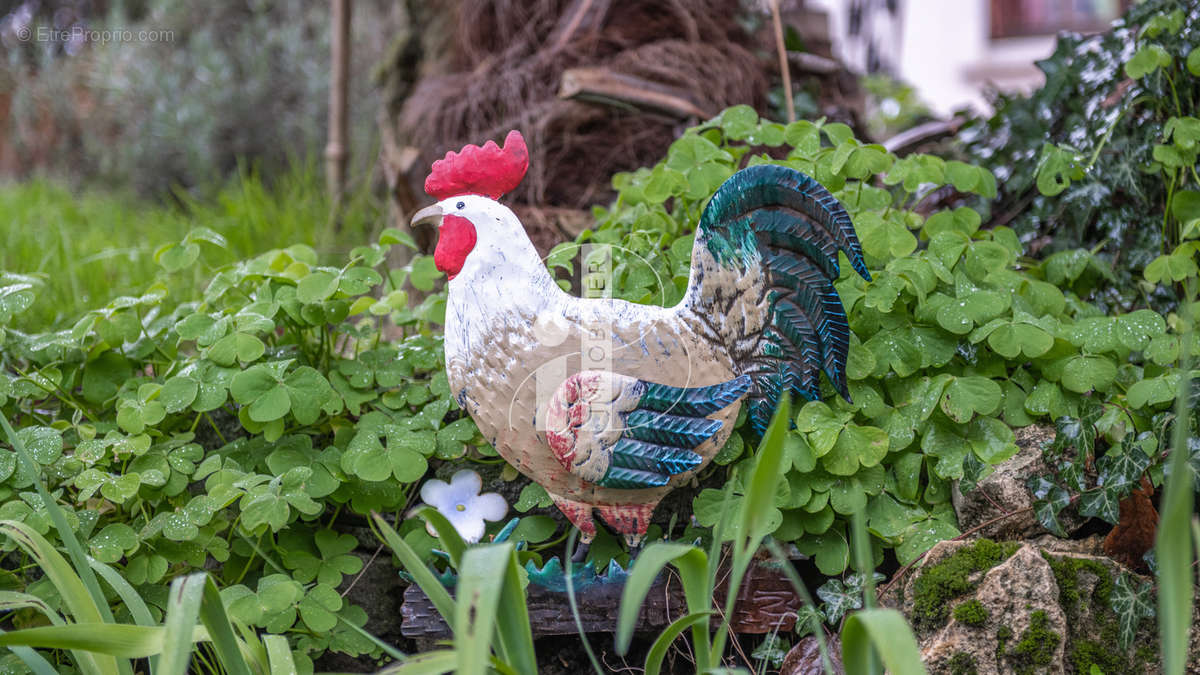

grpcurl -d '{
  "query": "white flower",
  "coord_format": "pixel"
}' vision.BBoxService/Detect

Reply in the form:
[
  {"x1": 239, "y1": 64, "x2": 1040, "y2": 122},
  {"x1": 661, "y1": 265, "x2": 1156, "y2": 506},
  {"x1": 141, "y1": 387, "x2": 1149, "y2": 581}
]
[{"x1": 419, "y1": 469, "x2": 508, "y2": 543}]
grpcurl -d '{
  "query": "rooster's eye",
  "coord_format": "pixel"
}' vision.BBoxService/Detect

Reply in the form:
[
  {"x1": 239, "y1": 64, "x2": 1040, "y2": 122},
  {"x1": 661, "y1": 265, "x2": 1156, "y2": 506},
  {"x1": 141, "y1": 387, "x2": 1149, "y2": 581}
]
[{"x1": 456, "y1": 201, "x2": 465, "y2": 210}]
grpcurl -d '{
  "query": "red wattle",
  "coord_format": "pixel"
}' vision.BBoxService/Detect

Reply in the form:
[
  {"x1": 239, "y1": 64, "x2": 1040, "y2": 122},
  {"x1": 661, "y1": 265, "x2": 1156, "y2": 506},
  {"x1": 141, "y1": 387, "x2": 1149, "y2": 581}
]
[{"x1": 434, "y1": 214, "x2": 477, "y2": 280}]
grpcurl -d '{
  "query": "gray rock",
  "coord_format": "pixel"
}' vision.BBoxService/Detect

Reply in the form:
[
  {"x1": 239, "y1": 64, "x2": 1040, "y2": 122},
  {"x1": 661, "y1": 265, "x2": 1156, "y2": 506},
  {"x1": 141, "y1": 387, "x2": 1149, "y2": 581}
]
[
  {"x1": 952, "y1": 425, "x2": 1086, "y2": 540},
  {"x1": 883, "y1": 537, "x2": 1198, "y2": 674}
]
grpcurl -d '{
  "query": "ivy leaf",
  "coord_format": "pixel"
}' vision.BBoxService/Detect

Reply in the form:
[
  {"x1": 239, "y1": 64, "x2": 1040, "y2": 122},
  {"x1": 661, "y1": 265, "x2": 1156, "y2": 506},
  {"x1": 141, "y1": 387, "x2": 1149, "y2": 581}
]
[
  {"x1": 1028, "y1": 476, "x2": 1071, "y2": 537},
  {"x1": 1096, "y1": 441, "x2": 1151, "y2": 497},
  {"x1": 1110, "y1": 573, "x2": 1155, "y2": 649},
  {"x1": 1077, "y1": 488, "x2": 1119, "y2": 525},
  {"x1": 1035, "y1": 143, "x2": 1084, "y2": 196},
  {"x1": 816, "y1": 577, "x2": 861, "y2": 624}
]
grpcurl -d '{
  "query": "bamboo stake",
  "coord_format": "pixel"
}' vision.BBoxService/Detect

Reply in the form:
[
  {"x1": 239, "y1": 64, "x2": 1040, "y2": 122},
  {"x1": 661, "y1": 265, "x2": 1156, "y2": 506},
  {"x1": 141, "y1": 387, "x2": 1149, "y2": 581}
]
[
  {"x1": 769, "y1": 0, "x2": 794, "y2": 123},
  {"x1": 326, "y1": 0, "x2": 351, "y2": 202}
]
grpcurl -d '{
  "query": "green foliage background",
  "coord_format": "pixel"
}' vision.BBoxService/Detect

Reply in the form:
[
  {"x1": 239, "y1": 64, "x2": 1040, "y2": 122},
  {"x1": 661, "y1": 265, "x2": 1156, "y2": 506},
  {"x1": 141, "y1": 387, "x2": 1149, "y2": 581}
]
[
  {"x1": 549, "y1": 104, "x2": 1198, "y2": 580},
  {"x1": 959, "y1": 0, "x2": 1200, "y2": 313},
  {"x1": 1, "y1": 2, "x2": 1200, "y2": 669}
]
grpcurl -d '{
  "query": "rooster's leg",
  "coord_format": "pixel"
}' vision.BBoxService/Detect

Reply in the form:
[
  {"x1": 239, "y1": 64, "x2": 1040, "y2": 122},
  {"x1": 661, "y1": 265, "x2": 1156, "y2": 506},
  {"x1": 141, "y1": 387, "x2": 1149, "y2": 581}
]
[
  {"x1": 597, "y1": 502, "x2": 656, "y2": 555},
  {"x1": 549, "y1": 493, "x2": 596, "y2": 562}
]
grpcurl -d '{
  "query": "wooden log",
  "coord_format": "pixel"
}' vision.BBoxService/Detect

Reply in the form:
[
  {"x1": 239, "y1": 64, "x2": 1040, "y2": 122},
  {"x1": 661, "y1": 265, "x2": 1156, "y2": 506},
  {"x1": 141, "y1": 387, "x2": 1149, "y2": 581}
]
[
  {"x1": 401, "y1": 559, "x2": 802, "y2": 638},
  {"x1": 882, "y1": 118, "x2": 965, "y2": 157},
  {"x1": 557, "y1": 67, "x2": 712, "y2": 120},
  {"x1": 787, "y1": 51, "x2": 841, "y2": 76}
]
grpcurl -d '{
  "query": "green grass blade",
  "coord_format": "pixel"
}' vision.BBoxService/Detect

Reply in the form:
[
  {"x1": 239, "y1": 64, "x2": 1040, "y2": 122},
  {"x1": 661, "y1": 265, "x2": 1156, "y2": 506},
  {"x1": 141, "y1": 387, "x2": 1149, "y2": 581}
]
[
  {"x1": 643, "y1": 611, "x2": 710, "y2": 675},
  {"x1": 371, "y1": 512, "x2": 455, "y2": 631},
  {"x1": 563, "y1": 529, "x2": 604, "y2": 675},
  {"x1": 0, "y1": 521, "x2": 102, "y2": 624},
  {"x1": 263, "y1": 634, "x2": 296, "y2": 675},
  {"x1": 737, "y1": 394, "x2": 791, "y2": 558},
  {"x1": 0, "y1": 628, "x2": 61, "y2": 675},
  {"x1": 616, "y1": 542, "x2": 709, "y2": 656},
  {"x1": 197, "y1": 574, "x2": 256, "y2": 675},
  {"x1": 375, "y1": 649, "x2": 457, "y2": 675},
  {"x1": 158, "y1": 574, "x2": 205, "y2": 675},
  {"x1": 713, "y1": 395, "x2": 792, "y2": 664},
  {"x1": 851, "y1": 512, "x2": 875, "y2": 606},
  {"x1": 0, "y1": 413, "x2": 115, "y2": 623},
  {"x1": 0, "y1": 590, "x2": 65, "y2": 625},
  {"x1": 335, "y1": 608, "x2": 408, "y2": 663},
  {"x1": 413, "y1": 506, "x2": 468, "y2": 568},
  {"x1": 765, "y1": 540, "x2": 835, "y2": 675},
  {"x1": 1, "y1": 412, "x2": 129, "y2": 675},
  {"x1": 89, "y1": 559, "x2": 156, "y2": 628},
  {"x1": 0, "y1": 624, "x2": 167, "y2": 657},
  {"x1": 0, "y1": 520, "x2": 116, "y2": 675},
  {"x1": 841, "y1": 609, "x2": 927, "y2": 675},
  {"x1": 1193, "y1": 518, "x2": 1200, "y2": 579},
  {"x1": 454, "y1": 544, "x2": 508, "y2": 675},
  {"x1": 491, "y1": 543, "x2": 537, "y2": 675},
  {"x1": 1157, "y1": 363, "x2": 1196, "y2": 675},
  {"x1": 232, "y1": 621, "x2": 269, "y2": 670}
]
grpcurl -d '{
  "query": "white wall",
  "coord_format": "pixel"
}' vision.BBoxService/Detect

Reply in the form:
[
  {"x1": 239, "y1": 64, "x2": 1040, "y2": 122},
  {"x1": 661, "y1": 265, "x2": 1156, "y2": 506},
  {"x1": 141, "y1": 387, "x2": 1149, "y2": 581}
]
[{"x1": 808, "y1": 0, "x2": 1055, "y2": 116}]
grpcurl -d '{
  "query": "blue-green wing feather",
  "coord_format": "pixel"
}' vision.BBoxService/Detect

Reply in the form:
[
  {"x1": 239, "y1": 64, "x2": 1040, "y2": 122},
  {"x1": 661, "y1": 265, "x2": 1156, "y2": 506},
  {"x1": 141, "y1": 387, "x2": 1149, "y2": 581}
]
[{"x1": 595, "y1": 375, "x2": 750, "y2": 489}]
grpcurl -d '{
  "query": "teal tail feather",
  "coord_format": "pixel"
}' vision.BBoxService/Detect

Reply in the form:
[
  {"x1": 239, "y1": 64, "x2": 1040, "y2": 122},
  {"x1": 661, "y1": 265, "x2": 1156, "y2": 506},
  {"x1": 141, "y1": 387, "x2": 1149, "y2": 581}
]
[{"x1": 694, "y1": 164, "x2": 870, "y2": 434}]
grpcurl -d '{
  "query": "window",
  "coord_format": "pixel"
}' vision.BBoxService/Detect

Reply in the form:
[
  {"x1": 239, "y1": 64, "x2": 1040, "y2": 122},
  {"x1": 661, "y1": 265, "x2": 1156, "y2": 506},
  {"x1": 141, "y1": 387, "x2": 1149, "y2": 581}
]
[{"x1": 990, "y1": 0, "x2": 1130, "y2": 39}]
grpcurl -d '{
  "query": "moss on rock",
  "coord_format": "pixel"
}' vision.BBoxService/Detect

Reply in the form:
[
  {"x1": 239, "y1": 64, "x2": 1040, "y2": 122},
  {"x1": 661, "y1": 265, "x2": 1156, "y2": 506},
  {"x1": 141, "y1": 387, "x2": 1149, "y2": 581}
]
[
  {"x1": 953, "y1": 598, "x2": 990, "y2": 627},
  {"x1": 1043, "y1": 553, "x2": 1113, "y2": 616},
  {"x1": 1043, "y1": 552, "x2": 1158, "y2": 674},
  {"x1": 1008, "y1": 610, "x2": 1060, "y2": 674},
  {"x1": 911, "y1": 538, "x2": 1019, "y2": 630},
  {"x1": 948, "y1": 651, "x2": 979, "y2": 675}
]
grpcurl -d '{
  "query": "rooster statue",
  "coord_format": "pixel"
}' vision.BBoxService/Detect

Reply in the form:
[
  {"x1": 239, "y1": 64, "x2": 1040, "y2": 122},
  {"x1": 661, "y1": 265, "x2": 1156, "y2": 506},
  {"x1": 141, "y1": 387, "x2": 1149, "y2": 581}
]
[{"x1": 411, "y1": 130, "x2": 869, "y2": 562}]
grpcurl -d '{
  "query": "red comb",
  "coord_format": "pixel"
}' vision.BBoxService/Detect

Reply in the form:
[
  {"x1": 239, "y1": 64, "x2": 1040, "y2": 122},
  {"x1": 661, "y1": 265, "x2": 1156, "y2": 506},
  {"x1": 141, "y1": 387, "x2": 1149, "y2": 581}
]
[{"x1": 424, "y1": 130, "x2": 529, "y2": 200}]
